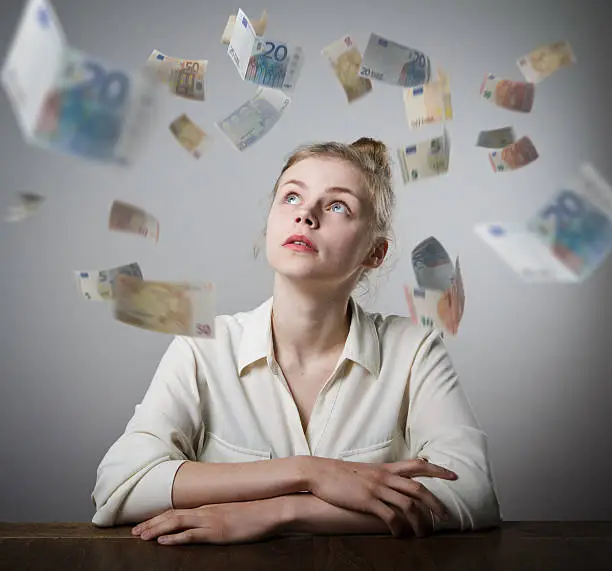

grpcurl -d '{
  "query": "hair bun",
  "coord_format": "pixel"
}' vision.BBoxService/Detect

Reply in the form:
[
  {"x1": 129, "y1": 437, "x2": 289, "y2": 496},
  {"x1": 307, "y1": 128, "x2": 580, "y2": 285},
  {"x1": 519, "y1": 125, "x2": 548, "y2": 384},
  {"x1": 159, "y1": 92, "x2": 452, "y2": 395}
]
[{"x1": 350, "y1": 137, "x2": 391, "y2": 173}]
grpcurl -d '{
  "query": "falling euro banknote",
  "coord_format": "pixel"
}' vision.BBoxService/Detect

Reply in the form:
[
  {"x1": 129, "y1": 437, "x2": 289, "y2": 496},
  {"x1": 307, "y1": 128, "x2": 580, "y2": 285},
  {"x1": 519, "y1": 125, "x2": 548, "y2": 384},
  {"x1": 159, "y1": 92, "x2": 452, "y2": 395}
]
[
  {"x1": 4, "y1": 192, "x2": 45, "y2": 222},
  {"x1": 480, "y1": 74, "x2": 534, "y2": 113},
  {"x1": 397, "y1": 128, "x2": 450, "y2": 184},
  {"x1": 403, "y1": 69, "x2": 452, "y2": 129},
  {"x1": 517, "y1": 40, "x2": 576, "y2": 83},
  {"x1": 321, "y1": 35, "x2": 372, "y2": 103},
  {"x1": 359, "y1": 33, "x2": 431, "y2": 87},
  {"x1": 170, "y1": 114, "x2": 208, "y2": 158},
  {"x1": 1, "y1": 0, "x2": 158, "y2": 166},
  {"x1": 476, "y1": 126, "x2": 516, "y2": 149},
  {"x1": 146, "y1": 49, "x2": 207, "y2": 101},
  {"x1": 215, "y1": 87, "x2": 291, "y2": 151},
  {"x1": 221, "y1": 9, "x2": 268, "y2": 44},
  {"x1": 109, "y1": 200, "x2": 159, "y2": 242},
  {"x1": 489, "y1": 136, "x2": 539, "y2": 172},
  {"x1": 228, "y1": 8, "x2": 303, "y2": 91},
  {"x1": 74, "y1": 262, "x2": 142, "y2": 301},
  {"x1": 411, "y1": 235, "x2": 455, "y2": 292},
  {"x1": 113, "y1": 275, "x2": 216, "y2": 338},
  {"x1": 475, "y1": 163, "x2": 612, "y2": 282},
  {"x1": 404, "y1": 256, "x2": 464, "y2": 335}
]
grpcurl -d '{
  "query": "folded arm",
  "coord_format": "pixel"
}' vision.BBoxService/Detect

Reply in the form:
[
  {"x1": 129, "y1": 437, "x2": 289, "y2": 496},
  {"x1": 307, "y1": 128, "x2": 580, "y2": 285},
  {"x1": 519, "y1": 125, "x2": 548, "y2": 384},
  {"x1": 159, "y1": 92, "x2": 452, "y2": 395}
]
[{"x1": 405, "y1": 330, "x2": 503, "y2": 531}]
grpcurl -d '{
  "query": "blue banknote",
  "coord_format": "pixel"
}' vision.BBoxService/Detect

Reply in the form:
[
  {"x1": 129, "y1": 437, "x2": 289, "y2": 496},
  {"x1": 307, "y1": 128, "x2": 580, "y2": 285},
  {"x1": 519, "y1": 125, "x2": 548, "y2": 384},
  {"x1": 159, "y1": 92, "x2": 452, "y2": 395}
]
[
  {"x1": 33, "y1": 48, "x2": 157, "y2": 164},
  {"x1": 529, "y1": 186, "x2": 612, "y2": 280},
  {"x1": 359, "y1": 33, "x2": 431, "y2": 88}
]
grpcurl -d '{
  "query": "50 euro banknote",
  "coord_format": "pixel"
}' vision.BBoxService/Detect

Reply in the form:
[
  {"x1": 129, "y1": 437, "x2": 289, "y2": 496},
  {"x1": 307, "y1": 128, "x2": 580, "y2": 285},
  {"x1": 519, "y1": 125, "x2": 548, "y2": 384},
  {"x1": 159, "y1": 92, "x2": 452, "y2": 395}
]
[
  {"x1": 109, "y1": 200, "x2": 159, "y2": 242},
  {"x1": 146, "y1": 49, "x2": 207, "y2": 101},
  {"x1": 403, "y1": 69, "x2": 452, "y2": 129},
  {"x1": 517, "y1": 40, "x2": 575, "y2": 83},
  {"x1": 113, "y1": 276, "x2": 216, "y2": 338},
  {"x1": 74, "y1": 262, "x2": 142, "y2": 301},
  {"x1": 169, "y1": 113, "x2": 209, "y2": 158},
  {"x1": 1, "y1": 0, "x2": 159, "y2": 166},
  {"x1": 228, "y1": 8, "x2": 303, "y2": 91},
  {"x1": 321, "y1": 35, "x2": 372, "y2": 103}
]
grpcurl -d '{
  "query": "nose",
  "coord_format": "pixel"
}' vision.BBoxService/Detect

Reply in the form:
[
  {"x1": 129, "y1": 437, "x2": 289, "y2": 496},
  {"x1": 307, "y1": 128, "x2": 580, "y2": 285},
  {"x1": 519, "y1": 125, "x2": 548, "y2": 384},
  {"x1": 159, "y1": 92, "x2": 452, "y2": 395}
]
[{"x1": 294, "y1": 209, "x2": 319, "y2": 228}]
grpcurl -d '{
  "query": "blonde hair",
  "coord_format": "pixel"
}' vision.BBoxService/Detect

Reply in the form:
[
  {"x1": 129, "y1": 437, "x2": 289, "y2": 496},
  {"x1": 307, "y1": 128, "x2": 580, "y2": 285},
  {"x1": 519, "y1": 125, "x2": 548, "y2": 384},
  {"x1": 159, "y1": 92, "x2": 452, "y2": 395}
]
[{"x1": 256, "y1": 137, "x2": 396, "y2": 293}]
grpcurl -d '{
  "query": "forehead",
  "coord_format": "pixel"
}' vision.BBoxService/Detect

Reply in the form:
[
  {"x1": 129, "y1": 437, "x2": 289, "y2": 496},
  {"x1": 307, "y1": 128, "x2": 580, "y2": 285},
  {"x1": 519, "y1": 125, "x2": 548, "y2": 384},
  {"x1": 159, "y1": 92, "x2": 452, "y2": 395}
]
[{"x1": 279, "y1": 156, "x2": 365, "y2": 195}]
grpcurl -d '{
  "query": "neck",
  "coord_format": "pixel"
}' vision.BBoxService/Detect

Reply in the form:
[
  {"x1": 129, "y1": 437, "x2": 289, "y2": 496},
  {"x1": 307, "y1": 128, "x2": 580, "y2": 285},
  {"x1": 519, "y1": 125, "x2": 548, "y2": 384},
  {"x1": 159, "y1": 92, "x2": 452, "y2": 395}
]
[{"x1": 271, "y1": 276, "x2": 352, "y2": 368}]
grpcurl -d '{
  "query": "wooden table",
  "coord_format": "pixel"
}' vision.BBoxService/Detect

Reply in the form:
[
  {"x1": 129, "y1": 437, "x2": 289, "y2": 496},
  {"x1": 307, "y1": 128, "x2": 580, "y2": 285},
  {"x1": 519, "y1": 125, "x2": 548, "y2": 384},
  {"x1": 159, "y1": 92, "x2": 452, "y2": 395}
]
[{"x1": 0, "y1": 522, "x2": 610, "y2": 570}]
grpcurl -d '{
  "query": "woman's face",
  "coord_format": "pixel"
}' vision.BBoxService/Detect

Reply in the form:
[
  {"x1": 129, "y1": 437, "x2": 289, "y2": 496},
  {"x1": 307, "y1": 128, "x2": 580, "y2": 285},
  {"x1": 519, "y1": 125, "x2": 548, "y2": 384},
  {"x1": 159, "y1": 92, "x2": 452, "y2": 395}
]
[{"x1": 265, "y1": 156, "x2": 380, "y2": 289}]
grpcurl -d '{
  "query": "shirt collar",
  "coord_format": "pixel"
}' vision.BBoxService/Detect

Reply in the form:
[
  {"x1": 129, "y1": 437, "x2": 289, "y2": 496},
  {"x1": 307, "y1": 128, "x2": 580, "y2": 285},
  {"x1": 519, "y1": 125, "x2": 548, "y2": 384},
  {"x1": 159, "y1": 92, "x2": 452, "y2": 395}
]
[{"x1": 237, "y1": 296, "x2": 381, "y2": 378}]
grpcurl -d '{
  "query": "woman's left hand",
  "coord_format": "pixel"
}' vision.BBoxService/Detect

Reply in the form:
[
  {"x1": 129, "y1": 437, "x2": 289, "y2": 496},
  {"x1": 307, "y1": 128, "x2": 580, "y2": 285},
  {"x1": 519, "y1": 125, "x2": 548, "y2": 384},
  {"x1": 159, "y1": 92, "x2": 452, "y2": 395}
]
[{"x1": 131, "y1": 498, "x2": 285, "y2": 545}]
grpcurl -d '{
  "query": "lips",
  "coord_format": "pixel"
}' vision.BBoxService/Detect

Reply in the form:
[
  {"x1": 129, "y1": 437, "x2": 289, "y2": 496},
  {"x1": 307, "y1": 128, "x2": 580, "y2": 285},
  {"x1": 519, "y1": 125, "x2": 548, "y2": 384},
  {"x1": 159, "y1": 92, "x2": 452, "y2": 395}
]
[{"x1": 283, "y1": 234, "x2": 317, "y2": 251}]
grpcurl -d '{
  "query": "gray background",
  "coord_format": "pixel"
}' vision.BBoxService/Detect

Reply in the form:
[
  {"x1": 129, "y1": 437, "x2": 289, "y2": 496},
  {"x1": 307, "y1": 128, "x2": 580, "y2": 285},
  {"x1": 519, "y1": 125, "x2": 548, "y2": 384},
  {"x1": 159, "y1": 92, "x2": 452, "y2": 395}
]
[{"x1": 1, "y1": 0, "x2": 611, "y2": 523}]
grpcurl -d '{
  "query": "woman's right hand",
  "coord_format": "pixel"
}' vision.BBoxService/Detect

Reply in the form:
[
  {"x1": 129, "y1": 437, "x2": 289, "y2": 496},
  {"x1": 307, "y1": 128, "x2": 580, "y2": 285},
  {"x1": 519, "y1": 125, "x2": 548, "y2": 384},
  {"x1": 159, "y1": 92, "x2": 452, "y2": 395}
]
[{"x1": 303, "y1": 456, "x2": 458, "y2": 537}]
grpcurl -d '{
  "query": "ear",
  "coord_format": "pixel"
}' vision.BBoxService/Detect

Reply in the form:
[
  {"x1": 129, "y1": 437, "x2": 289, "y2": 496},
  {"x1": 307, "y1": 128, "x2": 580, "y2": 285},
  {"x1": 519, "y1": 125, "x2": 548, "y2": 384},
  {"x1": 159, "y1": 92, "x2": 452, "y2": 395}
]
[{"x1": 362, "y1": 238, "x2": 389, "y2": 269}]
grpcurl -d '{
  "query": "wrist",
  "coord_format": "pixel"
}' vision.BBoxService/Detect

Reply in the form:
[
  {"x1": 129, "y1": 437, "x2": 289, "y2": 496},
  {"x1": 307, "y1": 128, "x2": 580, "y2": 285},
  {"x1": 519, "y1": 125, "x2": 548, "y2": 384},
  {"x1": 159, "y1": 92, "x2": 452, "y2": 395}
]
[
  {"x1": 293, "y1": 455, "x2": 315, "y2": 492},
  {"x1": 273, "y1": 495, "x2": 299, "y2": 534}
]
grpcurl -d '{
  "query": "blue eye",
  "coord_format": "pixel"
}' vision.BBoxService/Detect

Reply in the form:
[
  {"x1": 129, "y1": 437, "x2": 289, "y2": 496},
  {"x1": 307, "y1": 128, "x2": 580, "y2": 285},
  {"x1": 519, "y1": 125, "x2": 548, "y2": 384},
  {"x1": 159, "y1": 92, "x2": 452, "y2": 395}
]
[
  {"x1": 284, "y1": 193, "x2": 300, "y2": 204},
  {"x1": 331, "y1": 202, "x2": 348, "y2": 214}
]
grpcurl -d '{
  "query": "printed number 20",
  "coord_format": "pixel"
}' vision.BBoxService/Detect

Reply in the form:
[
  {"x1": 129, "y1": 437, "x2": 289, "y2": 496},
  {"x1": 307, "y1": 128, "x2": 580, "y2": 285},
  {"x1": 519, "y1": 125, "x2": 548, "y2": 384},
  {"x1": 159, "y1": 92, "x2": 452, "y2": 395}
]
[{"x1": 262, "y1": 41, "x2": 288, "y2": 62}]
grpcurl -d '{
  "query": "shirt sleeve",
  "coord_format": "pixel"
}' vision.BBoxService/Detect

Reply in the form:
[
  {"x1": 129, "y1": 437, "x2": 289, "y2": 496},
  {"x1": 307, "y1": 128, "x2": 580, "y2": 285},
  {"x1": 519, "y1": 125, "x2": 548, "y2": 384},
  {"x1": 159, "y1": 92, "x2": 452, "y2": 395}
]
[
  {"x1": 406, "y1": 329, "x2": 503, "y2": 532},
  {"x1": 91, "y1": 336, "x2": 205, "y2": 527}
]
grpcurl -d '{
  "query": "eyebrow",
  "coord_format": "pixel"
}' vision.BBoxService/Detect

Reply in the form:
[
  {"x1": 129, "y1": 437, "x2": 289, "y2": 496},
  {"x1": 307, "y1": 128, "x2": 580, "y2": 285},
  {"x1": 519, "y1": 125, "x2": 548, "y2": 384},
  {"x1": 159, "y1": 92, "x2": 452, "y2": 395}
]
[{"x1": 280, "y1": 179, "x2": 362, "y2": 201}]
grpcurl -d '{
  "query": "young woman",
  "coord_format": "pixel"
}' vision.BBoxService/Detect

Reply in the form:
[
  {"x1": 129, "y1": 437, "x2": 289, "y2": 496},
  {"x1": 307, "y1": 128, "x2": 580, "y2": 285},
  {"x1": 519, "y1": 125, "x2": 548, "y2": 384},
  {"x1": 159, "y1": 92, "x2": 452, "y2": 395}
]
[{"x1": 91, "y1": 138, "x2": 502, "y2": 545}]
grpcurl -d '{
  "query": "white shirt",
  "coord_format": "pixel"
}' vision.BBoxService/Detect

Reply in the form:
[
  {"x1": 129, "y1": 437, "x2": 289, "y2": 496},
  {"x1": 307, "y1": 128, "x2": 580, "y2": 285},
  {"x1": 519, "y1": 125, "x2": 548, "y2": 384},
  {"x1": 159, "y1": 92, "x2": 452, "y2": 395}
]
[{"x1": 91, "y1": 296, "x2": 502, "y2": 531}]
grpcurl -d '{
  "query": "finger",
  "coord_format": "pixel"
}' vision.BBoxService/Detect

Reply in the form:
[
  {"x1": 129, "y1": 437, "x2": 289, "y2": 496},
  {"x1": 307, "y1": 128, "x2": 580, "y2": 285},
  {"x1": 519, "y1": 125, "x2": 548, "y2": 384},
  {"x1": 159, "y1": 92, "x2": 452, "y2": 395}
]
[
  {"x1": 370, "y1": 500, "x2": 403, "y2": 538},
  {"x1": 384, "y1": 475, "x2": 451, "y2": 521},
  {"x1": 387, "y1": 458, "x2": 457, "y2": 480},
  {"x1": 383, "y1": 495, "x2": 428, "y2": 539},
  {"x1": 158, "y1": 528, "x2": 198, "y2": 545},
  {"x1": 140, "y1": 512, "x2": 197, "y2": 541},
  {"x1": 411, "y1": 500, "x2": 434, "y2": 538}
]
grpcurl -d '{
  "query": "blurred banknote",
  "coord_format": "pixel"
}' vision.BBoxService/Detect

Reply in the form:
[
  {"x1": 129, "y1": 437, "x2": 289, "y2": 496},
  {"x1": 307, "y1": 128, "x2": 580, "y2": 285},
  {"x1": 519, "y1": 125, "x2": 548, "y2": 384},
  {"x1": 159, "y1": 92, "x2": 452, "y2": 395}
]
[
  {"x1": 146, "y1": 49, "x2": 207, "y2": 101},
  {"x1": 404, "y1": 259, "x2": 464, "y2": 336},
  {"x1": 170, "y1": 114, "x2": 208, "y2": 158},
  {"x1": 480, "y1": 74, "x2": 534, "y2": 113},
  {"x1": 397, "y1": 128, "x2": 450, "y2": 184},
  {"x1": 1, "y1": 0, "x2": 158, "y2": 165},
  {"x1": 474, "y1": 222, "x2": 579, "y2": 282},
  {"x1": 74, "y1": 262, "x2": 142, "y2": 301},
  {"x1": 113, "y1": 275, "x2": 216, "y2": 338},
  {"x1": 517, "y1": 41, "x2": 576, "y2": 83},
  {"x1": 109, "y1": 200, "x2": 159, "y2": 242},
  {"x1": 221, "y1": 9, "x2": 268, "y2": 44},
  {"x1": 411, "y1": 236, "x2": 454, "y2": 291},
  {"x1": 321, "y1": 35, "x2": 372, "y2": 103},
  {"x1": 403, "y1": 68, "x2": 452, "y2": 129},
  {"x1": 215, "y1": 86, "x2": 291, "y2": 151},
  {"x1": 5, "y1": 192, "x2": 45, "y2": 222},
  {"x1": 228, "y1": 8, "x2": 303, "y2": 91},
  {"x1": 476, "y1": 126, "x2": 515, "y2": 149},
  {"x1": 489, "y1": 136, "x2": 539, "y2": 172},
  {"x1": 527, "y1": 163, "x2": 612, "y2": 281},
  {"x1": 359, "y1": 33, "x2": 431, "y2": 87}
]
